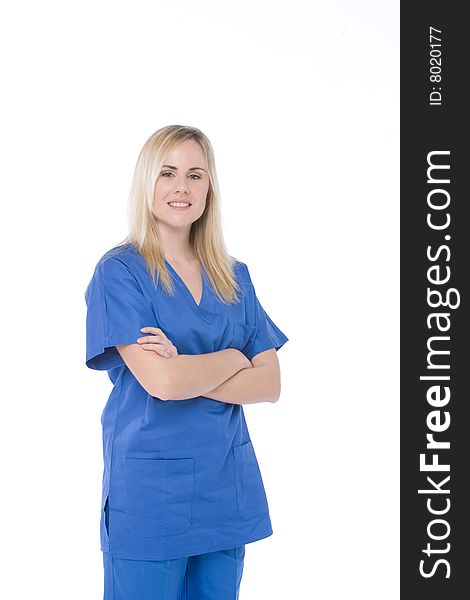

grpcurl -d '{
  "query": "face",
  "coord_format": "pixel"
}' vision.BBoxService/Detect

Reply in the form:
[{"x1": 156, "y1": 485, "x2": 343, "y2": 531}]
[{"x1": 152, "y1": 139, "x2": 210, "y2": 231}]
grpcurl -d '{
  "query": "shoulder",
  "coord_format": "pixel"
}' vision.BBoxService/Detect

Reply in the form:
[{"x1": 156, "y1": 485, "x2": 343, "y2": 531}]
[
  {"x1": 96, "y1": 242, "x2": 138, "y2": 269},
  {"x1": 231, "y1": 257, "x2": 249, "y2": 277},
  {"x1": 93, "y1": 243, "x2": 143, "y2": 278},
  {"x1": 86, "y1": 244, "x2": 145, "y2": 298},
  {"x1": 229, "y1": 258, "x2": 257, "y2": 304},
  {"x1": 231, "y1": 257, "x2": 254, "y2": 286}
]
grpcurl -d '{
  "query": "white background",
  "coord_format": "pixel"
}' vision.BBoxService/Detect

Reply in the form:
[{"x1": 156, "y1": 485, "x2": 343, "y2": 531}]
[{"x1": 1, "y1": 1, "x2": 399, "y2": 598}]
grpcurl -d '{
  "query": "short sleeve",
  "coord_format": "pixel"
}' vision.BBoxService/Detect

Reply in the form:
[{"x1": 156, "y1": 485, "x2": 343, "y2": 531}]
[
  {"x1": 241, "y1": 265, "x2": 289, "y2": 361},
  {"x1": 84, "y1": 256, "x2": 158, "y2": 371}
]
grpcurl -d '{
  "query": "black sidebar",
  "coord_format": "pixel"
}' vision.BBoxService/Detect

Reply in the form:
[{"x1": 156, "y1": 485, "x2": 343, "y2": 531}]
[{"x1": 401, "y1": 3, "x2": 469, "y2": 598}]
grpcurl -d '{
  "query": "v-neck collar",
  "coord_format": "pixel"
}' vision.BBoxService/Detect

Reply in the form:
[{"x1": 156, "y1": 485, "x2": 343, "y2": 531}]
[{"x1": 165, "y1": 259, "x2": 217, "y2": 325}]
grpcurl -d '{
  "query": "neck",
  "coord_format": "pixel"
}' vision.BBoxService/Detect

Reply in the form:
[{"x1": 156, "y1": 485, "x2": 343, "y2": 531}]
[{"x1": 157, "y1": 222, "x2": 196, "y2": 263}]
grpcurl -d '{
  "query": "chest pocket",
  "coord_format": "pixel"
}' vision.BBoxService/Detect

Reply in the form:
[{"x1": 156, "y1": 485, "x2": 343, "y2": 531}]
[
  {"x1": 124, "y1": 457, "x2": 195, "y2": 538},
  {"x1": 231, "y1": 321, "x2": 258, "y2": 354}
]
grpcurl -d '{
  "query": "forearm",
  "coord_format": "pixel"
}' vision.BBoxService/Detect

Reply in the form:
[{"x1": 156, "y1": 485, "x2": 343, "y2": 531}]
[
  {"x1": 203, "y1": 362, "x2": 280, "y2": 405},
  {"x1": 161, "y1": 348, "x2": 250, "y2": 400}
]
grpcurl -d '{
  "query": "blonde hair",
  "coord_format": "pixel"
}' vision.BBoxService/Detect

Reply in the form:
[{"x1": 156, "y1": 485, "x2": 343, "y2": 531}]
[{"x1": 115, "y1": 125, "x2": 241, "y2": 304}]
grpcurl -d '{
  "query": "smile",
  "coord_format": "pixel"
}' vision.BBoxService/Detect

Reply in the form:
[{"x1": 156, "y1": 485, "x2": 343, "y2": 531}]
[{"x1": 168, "y1": 201, "x2": 192, "y2": 208}]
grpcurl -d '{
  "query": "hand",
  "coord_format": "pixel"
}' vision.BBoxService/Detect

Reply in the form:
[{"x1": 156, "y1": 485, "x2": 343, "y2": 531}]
[{"x1": 136, "y1": 326, "x2": 179, "y2": 358}]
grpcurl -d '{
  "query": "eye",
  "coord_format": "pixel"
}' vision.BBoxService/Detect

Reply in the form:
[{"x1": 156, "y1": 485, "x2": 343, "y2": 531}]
[{"x1": 160, "y1": 171, "x2": 202, "y2": 180}]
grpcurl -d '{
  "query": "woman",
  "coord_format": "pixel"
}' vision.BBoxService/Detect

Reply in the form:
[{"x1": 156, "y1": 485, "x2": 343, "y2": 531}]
[{"x1": 84, "y1": 125, "x2": 289, "y2": 599}]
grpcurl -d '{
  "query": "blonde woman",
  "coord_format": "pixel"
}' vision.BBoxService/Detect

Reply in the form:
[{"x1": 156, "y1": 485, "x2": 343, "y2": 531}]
[{"x1": 84, "y1": 125, "x2": 289, "y2": 599}]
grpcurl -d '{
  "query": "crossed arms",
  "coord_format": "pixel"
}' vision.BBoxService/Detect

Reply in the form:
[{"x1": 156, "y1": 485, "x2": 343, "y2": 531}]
[{"x1": 116, "y1": 344, "x2": 281, "y2": 405}]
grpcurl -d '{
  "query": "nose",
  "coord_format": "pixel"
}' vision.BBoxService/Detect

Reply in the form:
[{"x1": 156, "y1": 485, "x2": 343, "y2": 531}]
[{"x1": 174, "y1": 176, "x2": 190, "y2": 193}]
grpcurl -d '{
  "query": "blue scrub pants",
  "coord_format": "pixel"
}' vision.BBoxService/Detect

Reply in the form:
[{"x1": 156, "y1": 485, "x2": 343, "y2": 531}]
[{"x1": 103, "y1": 546, "x2": 245, "y2": 600}]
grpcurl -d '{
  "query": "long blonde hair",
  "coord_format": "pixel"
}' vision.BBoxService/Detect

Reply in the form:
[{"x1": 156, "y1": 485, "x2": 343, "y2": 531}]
[{"x1": 115, "y1": 125, "x2": 241, "y2": 304}]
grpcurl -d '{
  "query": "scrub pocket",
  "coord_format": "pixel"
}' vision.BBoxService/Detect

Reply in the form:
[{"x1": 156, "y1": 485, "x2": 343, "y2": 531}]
[
  {"x1": 104, "y1": 495, "x2": 110, "y2": 537},
  {"x1": 124, "y1": 457, "x2": 195, "y2": 538},
  {"x1": 232, "y1": 440, "x2": 269, "y2": 520},
  {"x1": 101, "y1": 489, "x2": 110, "y2": 551},
  {"x1": 231, "y1": 321, "x2": 258, "y2": 354}
]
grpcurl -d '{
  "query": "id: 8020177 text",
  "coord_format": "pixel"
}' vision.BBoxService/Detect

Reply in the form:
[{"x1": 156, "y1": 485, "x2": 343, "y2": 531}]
[{"x1": 429, "y1": 26, "x2": 442, "y2": 107}]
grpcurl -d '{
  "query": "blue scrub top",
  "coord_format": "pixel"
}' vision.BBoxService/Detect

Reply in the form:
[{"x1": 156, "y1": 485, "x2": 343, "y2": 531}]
[{"x1": 84, "y1": 243, "x2": 289, "y2": 560}]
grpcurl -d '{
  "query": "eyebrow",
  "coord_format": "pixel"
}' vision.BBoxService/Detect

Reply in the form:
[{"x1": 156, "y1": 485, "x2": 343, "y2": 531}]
[{"x1": 161, "y1": 164, "x2": 207, "y2": 172}]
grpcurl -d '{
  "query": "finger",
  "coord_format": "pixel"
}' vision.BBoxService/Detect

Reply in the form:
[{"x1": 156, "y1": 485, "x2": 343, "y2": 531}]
[
  {"x1": 140, "y1": 343, "x2": 168, "y2": 353},
  {"x1": 139, "y1": 331, "x2": 173, "y2": 347},
  {"x1": 136, "y1": 334, "x2": 165, "y2": 344},
  {"x1": 140, "y1": 343, "x2": 173, "y2": 358},
  {"x1": 140, "y1": 327, "x2": 164, "y2": 335},
  {"x1": 155, "y1": 347, "x2": 173, "y2": 357}
]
